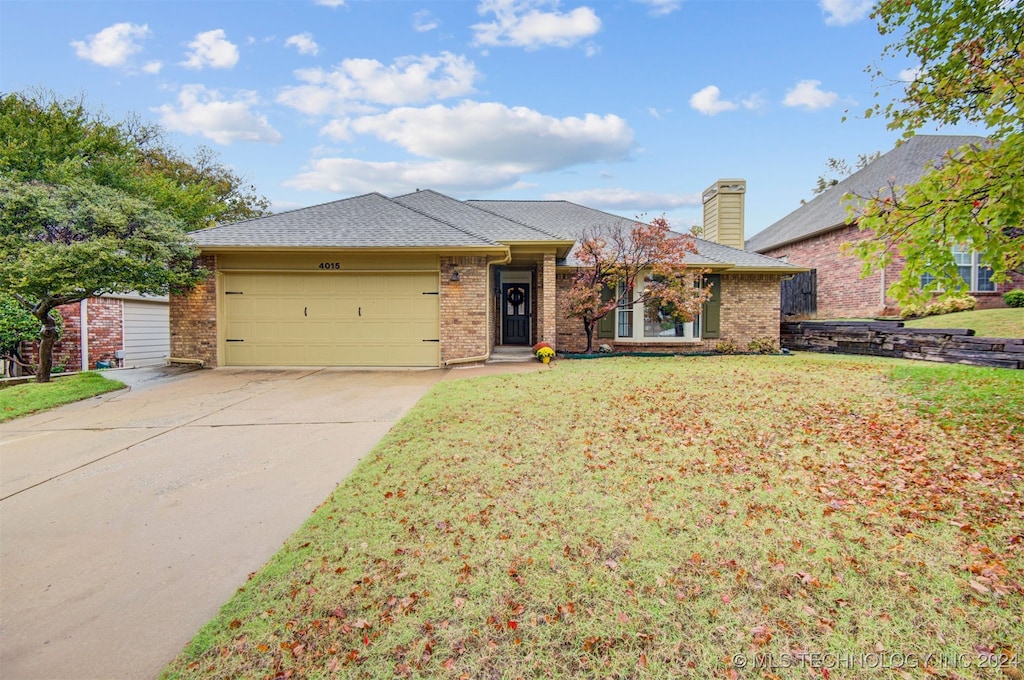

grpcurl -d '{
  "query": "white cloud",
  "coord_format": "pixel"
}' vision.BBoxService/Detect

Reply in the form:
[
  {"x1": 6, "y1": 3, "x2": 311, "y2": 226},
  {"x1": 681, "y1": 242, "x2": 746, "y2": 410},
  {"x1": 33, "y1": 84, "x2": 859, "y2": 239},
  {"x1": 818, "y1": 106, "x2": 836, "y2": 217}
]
[
  {"x1": 277, "y1": 52, "x2": 479, "y2": 115},
  {"x1": 741, "y1": 93, "x2": 766, "y2": 111},
  {"x1": 584, "y1": 41, "x2": 600, "y2": 57},
  {"x1": 71, "y1": 23, "x2": 150, "y2": 67},
  {"x1": 286, "y1": 158, "x2": 526, "y2": 194},
  {"x1": 349, "y1": 101, "x2": 633, "y2": 170},
  {"x1": 285, "y1": 32, "x2": 319, "y2": 56},
  {"x1": 544, "y1": 188, "x2": 701, "y2": 210},
  {"x1": 472, "y1": 0, "x2": 602, "y2": 50},
  {"x1": 315, "y1": 0, "x2": 346, "y2": 6},
  {"x1": 689, "y1": 85, "x2": 738, "y2": 116},
  {"x1": 320, "y1": 119, "x2": 353, "y2": 141},
  {"x1": 289, "y1": 101, "x2": 633, "y2": 194},
  {"x1": 156, "y1": 85, "x2": 282, "y2": 145},
  {"x1": 413, "y1": 10, "x2": 440, "y2": 32},
  {"x1": 142, "y1": 60, "x2": 163, "y2": 74},
  {"x1": 819, "y1": 0, "x2": 872, "y2": 25},
  {"x1": 634, "y1": 0, "x2": 681, "y2": 16},
  {"x1": 782, "y1": 79, "x2": 839, "y2": 109},
  {"x1": 898, "y1": 66, "x2": 922, "y2": 82},
  {"x1": 181, "y1": 29, "x2": 239, "y2": 70}
]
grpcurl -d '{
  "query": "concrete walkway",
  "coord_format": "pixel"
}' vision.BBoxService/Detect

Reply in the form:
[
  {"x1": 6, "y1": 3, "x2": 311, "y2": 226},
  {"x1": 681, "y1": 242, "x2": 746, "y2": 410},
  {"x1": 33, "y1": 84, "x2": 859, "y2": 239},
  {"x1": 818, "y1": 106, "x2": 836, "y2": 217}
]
[{"x1": 0, "y1": 367, "x2": 444, "y2": 679}]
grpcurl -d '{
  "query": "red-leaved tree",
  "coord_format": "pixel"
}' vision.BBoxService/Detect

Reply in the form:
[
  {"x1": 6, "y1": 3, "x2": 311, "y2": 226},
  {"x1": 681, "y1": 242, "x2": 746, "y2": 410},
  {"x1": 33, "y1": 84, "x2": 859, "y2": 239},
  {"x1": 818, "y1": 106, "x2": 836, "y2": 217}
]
[{"x1": 566, "y1": 216, "x2": 712, "y2": 353}]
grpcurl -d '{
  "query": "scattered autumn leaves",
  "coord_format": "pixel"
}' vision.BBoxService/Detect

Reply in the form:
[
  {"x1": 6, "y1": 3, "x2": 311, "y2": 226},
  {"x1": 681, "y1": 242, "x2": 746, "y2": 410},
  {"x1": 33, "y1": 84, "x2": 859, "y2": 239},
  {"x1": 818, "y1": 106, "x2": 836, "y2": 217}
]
[{"x1": 165, "y1": 355, "x2": 1022, "y2": 679}]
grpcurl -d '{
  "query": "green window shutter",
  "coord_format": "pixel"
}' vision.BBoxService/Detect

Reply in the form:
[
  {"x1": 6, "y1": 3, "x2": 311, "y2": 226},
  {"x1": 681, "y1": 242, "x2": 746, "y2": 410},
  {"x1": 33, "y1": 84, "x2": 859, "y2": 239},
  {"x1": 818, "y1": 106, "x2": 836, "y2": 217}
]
[
  {"x1": 702, "y1": 274, "x2": 721, "y2": 339},
  {"x1": 597, "y1": 286, "x2": 615, "y2": 338}
]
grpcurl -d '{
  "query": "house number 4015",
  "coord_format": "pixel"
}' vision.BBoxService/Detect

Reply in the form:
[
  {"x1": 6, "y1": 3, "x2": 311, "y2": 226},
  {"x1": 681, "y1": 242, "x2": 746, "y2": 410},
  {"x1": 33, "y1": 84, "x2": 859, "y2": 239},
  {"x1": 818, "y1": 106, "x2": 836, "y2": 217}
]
[{"x1": 318, "y1": 262, "x2": 341, "y2": 270}]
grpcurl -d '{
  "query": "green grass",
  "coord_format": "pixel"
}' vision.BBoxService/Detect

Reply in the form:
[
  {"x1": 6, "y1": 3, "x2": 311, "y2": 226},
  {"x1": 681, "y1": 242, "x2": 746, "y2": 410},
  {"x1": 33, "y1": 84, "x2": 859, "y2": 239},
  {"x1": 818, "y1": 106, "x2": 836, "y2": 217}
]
[
  {"x1": 888, "y1": 362, "x2": 1024, "y2": 434},
  {"x1": 0, "y1": 371, "x2": 126, "y2": 422},
  {"x1": 163, "y1": 355, "x2": 1023, "y2": 679},
  {"x1": 903, "y1": 307, "x2": 1023, "y2": 338}
]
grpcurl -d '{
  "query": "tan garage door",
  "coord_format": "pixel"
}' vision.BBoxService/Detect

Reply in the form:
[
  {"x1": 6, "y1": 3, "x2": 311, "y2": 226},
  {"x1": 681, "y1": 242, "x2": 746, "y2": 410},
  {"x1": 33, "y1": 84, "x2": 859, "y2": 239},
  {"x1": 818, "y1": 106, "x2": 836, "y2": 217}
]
[{"x1": 222, "y1": 272, "x2": 440, "y2": 366}]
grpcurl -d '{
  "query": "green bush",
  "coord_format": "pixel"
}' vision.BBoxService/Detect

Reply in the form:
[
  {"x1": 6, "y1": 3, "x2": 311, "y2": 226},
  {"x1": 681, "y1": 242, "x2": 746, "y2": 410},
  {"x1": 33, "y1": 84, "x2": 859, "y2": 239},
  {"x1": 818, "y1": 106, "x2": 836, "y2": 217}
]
[
  {"x1": 747, "y1": 336, "x2": 779, "y2": 354},
  {"x1": 900, "y1": 295, "x2": 976, "y2": 319},
  {"x1": 714, "y1": 339, "x2": 739, "y2": 354},
  {"x1": 1004, "y1": 289, "x2": 1024, "y2": 308}
]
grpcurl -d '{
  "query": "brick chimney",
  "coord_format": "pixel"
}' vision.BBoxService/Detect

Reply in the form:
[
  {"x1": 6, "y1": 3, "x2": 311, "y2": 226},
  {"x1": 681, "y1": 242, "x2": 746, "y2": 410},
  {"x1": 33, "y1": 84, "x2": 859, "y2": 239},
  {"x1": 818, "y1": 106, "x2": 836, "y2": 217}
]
[{"x1": 701, "y1": 179, "x2": 746, "y2": 250}]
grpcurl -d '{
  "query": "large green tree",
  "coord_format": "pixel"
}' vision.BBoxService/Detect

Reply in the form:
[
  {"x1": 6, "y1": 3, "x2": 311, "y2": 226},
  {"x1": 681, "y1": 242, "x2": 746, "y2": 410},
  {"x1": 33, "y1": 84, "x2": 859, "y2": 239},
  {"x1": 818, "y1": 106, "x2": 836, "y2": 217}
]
[
  {"x1": 0, "y1": 91, "x2": 267, "y2": 381},
  {"x1": 849, "y1": 0, "x2": 1023, "y2": 304}
]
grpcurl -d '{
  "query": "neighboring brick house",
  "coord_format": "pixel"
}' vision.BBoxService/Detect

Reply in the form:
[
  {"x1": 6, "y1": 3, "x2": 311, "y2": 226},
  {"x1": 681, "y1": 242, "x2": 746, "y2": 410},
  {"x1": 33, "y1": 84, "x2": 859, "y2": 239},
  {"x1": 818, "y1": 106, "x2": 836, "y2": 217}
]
[
  {"x1": 19, "y1": 295, "x2": 170, "y2": 373},
  {"x1": 746, "y1": 135, "x2": 1024, "y2": 318},
  {"x1": 170, "y1": 185, "x2": 803, "y2": 368}
]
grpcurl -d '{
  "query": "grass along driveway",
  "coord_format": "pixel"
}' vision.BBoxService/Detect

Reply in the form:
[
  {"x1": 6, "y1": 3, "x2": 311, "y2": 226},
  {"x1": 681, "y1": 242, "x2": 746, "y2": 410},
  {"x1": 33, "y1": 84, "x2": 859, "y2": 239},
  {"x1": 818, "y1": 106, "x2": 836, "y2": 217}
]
[
  {"x1": 0, "y1": 371, "x2": 125, "y2": 422},
  {"x1": 164, "y1": 355, "x2": 1023, "y2": 679}
]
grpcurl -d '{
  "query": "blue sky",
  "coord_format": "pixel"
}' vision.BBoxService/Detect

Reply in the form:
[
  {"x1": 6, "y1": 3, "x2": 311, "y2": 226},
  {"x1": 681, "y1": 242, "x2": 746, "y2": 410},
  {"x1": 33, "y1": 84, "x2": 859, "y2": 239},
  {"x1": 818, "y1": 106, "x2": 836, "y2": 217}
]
[{"x1": 0, "y1": 0, "x2": 986, "y2": 238}]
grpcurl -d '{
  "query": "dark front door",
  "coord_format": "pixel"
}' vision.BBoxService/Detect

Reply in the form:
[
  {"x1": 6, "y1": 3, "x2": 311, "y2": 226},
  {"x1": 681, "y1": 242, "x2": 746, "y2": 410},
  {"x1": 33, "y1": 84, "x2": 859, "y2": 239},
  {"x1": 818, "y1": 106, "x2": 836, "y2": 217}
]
[{"x1": 502, "y1": 283, "x2": 530, "y2": 345}]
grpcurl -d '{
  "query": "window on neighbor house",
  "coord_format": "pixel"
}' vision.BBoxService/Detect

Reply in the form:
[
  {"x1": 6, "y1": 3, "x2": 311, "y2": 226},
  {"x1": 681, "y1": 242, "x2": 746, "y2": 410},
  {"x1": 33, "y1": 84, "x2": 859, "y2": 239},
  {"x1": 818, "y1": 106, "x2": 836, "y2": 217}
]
[
  {"x1": 616, "y1": 278, "x2": 701, "y2": 341},
  {"x1": 920, "y1": 247, "x2": 995, "y2": 292}
]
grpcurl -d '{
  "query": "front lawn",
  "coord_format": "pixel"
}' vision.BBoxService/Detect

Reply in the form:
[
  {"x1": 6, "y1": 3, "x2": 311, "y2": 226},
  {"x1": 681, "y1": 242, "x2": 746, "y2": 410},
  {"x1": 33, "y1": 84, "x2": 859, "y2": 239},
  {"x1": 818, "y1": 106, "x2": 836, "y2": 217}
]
[
  {"x1": 904, "y1": 308, "x2": 1023, "y2": 338},
  {"x1": 164, "y1": 355, "x2": 1023, "y2": 679},
  {"x1": 0, "y1": 371, "x2": 125, "y2": 422}
]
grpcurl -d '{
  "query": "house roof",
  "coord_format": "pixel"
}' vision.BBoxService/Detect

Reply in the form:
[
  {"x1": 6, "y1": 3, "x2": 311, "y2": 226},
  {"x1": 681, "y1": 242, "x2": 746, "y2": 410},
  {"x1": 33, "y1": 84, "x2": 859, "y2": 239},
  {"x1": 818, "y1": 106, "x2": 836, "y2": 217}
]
[
  {"x1": 191, "y1": 192, "x2": 500, "y2": 249},
  {"x1": 746, "y1": 135, "x2": 990, "y2": 253},
  {"x1": 189, "y1": 189, "x2": 802, "y2": 271},
  {"x1": 392, "y1": 190, "x2": 570, "y2": 243},
  {"x1": 468, "y1": 199, "x2": 798, "y2": 270}
]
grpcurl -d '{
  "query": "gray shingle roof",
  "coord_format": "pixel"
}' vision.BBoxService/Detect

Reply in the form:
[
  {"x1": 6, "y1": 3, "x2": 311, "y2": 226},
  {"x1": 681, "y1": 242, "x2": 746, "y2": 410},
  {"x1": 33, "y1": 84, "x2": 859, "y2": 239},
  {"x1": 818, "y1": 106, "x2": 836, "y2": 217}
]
[
  {"x1": 191, "y1": 192, "x2": 499, "y2": 248},
  {"x1": 747, "y1": 135, "x2": 989, "y2": 253},
  {"x1": 190, "y1": 190, "x2": 801, "y2": 271},
  {"x1": 469, "y1": 200, "x2": 798, "y2": 270},
  {"x1": 392, "y1": 190, "x2": 570, "y2": 242}
]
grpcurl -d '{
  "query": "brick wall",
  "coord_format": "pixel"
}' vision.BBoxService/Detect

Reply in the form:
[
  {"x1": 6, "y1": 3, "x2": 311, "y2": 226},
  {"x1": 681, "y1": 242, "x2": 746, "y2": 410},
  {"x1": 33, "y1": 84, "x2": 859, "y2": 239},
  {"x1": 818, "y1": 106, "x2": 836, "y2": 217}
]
[
  {"x1": 169, "y1": 255, "x2": 218, "y2": 366},
  {"x1": 440, "y1": 256, "x2": 490, "y2": 363},
  {"x1": 555, "y1": 272, "x2": 782, "y2": 353},
  {"x1": 85, "y1": 297, "x2": 123, "y2": 368},
  {"x1": 760, "y1": 225, "x2": 902, "y2": 318},
  {"x1": 536, "y1": 254, "x2": 557, "y2": 345},
  {"x1": 761, "y1": 224, "x2": 1023, "y2": 318},
  {"x1": 20, "y1": 297, "x2": 125, "y2": 372}
]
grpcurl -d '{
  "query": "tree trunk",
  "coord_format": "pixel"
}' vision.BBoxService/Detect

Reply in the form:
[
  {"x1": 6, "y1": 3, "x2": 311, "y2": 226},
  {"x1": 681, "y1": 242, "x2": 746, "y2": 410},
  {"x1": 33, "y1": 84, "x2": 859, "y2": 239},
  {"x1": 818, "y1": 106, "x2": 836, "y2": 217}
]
[
  {"x1": 584, "y1": 320, "x2": 595, "y2": 354},
  {"x1": 35, "y1": 310, "x2": 58, "y2": 383}
]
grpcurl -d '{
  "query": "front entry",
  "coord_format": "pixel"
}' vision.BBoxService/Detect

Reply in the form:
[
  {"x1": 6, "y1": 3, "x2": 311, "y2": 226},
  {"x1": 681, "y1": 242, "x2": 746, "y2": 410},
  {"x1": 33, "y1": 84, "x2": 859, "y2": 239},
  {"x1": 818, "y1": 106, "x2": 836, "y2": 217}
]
[{"x1": 502, "y1": 283, "x2": 530, "y2": 345}]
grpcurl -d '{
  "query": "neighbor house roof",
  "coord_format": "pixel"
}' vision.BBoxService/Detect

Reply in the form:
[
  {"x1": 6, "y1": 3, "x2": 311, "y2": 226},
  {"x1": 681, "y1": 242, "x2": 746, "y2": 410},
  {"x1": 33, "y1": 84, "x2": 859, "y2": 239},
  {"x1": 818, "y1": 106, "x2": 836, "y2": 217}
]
[
  {"x1": 746, "y1": 135, "x2": 989, "y2": 253},
  {"x1": 191, "y1": 192, "x2": 500, "y2": 249}
]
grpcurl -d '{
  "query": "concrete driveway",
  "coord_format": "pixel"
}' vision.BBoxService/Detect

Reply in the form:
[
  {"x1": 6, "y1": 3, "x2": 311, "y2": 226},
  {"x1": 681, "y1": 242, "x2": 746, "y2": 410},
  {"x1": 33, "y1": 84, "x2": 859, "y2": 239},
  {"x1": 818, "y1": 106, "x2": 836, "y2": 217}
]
[{"x1": 0, "y1": 367, "x2": 443, "y2": 679}]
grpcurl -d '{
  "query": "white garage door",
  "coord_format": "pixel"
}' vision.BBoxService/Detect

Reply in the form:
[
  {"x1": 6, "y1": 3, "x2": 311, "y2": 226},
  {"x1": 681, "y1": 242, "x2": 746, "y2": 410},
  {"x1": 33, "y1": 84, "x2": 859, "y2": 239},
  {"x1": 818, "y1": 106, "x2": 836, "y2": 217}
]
[
  {"x1": 122, "y1": 299, "x2": 170, "y2": 366},
  {"x1": 221, "y1": 272, "x2": 440, "y2": 367}
]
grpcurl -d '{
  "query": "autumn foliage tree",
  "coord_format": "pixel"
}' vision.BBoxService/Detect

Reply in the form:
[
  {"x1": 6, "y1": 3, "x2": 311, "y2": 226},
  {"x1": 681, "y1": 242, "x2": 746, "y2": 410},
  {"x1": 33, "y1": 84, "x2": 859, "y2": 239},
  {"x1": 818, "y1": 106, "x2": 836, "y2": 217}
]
[
  {"x1": 566, "y1": 217, "x2": 711, "y2": 353},
  {"x1": 848, "y1": 0, "x2": 1023, "y2": 304}
]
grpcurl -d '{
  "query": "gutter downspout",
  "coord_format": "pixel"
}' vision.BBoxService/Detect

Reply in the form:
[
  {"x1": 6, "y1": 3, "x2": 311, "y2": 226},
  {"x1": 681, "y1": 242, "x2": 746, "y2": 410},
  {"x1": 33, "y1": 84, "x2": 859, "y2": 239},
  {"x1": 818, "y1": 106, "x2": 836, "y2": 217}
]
[
  {"x1": 443, "y1": 249, "x2": 513, "y2": 366},
  {"x1": 80, "y1": 299, "x2": 89, "y2": 371}
]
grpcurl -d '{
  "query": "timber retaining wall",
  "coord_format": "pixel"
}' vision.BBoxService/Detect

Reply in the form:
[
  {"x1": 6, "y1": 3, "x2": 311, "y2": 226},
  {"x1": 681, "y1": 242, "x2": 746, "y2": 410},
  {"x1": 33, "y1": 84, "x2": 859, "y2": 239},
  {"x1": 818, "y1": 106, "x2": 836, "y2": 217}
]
[{"x1": 781, "y1": 321, "x2": 1024, "y2": 369}]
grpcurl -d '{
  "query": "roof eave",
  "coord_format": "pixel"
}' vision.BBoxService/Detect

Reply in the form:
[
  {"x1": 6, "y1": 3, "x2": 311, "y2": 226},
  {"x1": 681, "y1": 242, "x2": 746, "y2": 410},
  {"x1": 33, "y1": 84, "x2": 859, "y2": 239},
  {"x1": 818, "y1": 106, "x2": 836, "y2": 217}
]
[{"x1": 194, "y1": 244, "x2": 509, "y2": 255}]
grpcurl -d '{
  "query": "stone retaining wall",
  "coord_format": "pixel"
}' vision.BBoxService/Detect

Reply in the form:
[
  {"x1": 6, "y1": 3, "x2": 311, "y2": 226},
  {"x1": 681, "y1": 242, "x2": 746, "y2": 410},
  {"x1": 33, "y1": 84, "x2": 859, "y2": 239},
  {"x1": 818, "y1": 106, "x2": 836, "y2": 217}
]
[{"x1": 781, "y1": 321, "x2": 1024, "y2": 369}]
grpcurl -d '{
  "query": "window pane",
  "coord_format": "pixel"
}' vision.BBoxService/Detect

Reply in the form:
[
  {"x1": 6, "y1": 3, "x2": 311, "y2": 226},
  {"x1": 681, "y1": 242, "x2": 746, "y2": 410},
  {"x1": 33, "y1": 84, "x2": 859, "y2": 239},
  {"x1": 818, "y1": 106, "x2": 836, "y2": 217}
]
[
  {"x1": 958, "y1": 265, "x2": 972, "y2": 288},
  {"x1": 952, "y1": 246, "x2": 972, "y2": 266},
  {"x1": 920, "y1": 272, "x2": 936, "y2": 288},
  {"x1": 977, "y1": 265, "x2": 996, "y2": 292},
  {"x1": 617, "y1": 283, "x2": 633, "y2": 337}
]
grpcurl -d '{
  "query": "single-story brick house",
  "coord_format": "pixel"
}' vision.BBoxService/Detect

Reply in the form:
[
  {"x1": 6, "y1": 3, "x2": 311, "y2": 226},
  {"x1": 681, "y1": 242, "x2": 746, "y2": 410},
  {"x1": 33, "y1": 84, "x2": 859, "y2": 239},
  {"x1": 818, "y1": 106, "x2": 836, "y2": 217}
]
[
  {"x1": 17, "y1": 294, "x2": 170, "y2": 374},
  {"x1": 747, "y1": 135, "x2": 1024, "y2": 318},
  {"x1": 170, "y1": 183, "x2": 803, "y2": 367}
]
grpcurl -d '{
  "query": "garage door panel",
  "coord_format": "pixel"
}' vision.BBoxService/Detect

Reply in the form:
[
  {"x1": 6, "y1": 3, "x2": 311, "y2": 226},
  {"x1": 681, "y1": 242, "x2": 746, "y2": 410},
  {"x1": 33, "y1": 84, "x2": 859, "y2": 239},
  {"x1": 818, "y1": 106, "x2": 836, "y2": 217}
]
[{"x1": 222, "y1": 272, "x2": 439, "y2": 366}]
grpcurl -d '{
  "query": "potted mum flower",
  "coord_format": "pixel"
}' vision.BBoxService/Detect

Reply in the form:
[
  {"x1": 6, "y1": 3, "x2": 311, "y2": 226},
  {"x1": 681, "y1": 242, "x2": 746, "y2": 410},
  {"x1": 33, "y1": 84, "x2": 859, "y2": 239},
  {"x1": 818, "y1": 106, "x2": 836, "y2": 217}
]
[{"x1": 532, "y1": 342, "x2": 555, "y2": 364}]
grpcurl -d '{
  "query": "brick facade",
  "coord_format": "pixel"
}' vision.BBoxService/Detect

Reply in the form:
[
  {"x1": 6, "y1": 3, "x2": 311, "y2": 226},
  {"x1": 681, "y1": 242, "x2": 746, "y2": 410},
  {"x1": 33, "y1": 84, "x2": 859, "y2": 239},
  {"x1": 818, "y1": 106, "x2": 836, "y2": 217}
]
[
  {"x1": 20, "y1": 297, "x2": 124, "y2": 372},
  {"x1": 535, "y1": 254, "x2": 557, "y2": 346},
  {"x1": 555, "y1": 272, "x2": 783, "y2": 353},
  {"x1": 169, "y1": 255, "x2": 219, "y2": 366},
  {"x1": 761, "y1": 223, "x2": 1023, "y2": 318},
  {"x1": 440, "y1": 256, "x2": 490, "y2": 363}
]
